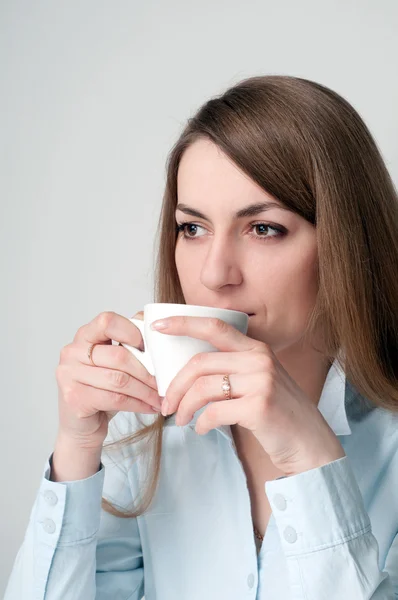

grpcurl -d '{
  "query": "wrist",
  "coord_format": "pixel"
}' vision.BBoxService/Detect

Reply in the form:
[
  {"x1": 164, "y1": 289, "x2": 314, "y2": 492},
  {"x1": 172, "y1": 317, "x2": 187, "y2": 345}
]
[
  {"x1": 51, "y1": 433, "x2": 103, "y2": 482},
  {"x1": 285, "y1": 445, "x2": 346, "y2": 477},
  {"x1": 56, "y1": 428, "x2": 105, "y2": 454}
]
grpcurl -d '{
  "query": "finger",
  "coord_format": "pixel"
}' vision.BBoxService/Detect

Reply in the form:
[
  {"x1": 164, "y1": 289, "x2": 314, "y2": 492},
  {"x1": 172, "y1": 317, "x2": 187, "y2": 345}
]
[
  {"x1": 195, "y1": 397, "x2": 245, "y2": 435},
  {"x1": 175, "y1": 373, "x2": 253, "y2": 425},
  {"x1": 164, "y1": 350, "x2": 263, "y2": 414},
  {"x1": 67, "y1": 362, "x2": 163, "y2": 409},
  {"x1": 151, "y1": 315, "x2": 258, "y2": 353},
  {"x1": 74, "y1": 311, "x2": 145, "y2": 350},
  {"x1": 68, "y1": 340, "x2": 158, "y2": 392},
  {"x1": 68, "y1": 380, "x2": 162, "y2": 415}
]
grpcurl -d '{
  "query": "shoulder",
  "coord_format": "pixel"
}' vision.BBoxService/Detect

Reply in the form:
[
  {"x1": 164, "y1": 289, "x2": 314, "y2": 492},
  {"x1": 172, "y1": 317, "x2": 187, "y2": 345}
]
[
  {"x1": 362, "y1": 404, "x2": 398, "y2": 443},
  {"x1": 347, "y1": 402, "x2": 398, "y2": 482},
  {"x1": 346, "y1": 379, "x2": 398, "y2": 448}
]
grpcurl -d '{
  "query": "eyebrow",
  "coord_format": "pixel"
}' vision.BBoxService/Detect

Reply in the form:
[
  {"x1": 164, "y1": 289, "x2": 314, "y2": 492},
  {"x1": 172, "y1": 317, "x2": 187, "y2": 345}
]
[{"x1": 175, "y1": 201, "x2": 289, "y2": 221}]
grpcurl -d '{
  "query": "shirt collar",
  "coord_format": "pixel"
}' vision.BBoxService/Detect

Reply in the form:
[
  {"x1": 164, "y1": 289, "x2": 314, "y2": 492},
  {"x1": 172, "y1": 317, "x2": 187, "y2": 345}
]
[
  {"x1": 316, "y1": 358, "x2": 351, "y2": 436},
  {"x1": 165, "y1": 357, "x2": 352, "y2": 440}
]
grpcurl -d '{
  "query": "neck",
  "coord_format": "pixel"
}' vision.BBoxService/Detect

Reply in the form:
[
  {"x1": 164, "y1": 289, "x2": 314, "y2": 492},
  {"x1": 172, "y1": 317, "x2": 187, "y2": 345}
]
[{"x1": 275, "y1": 341, "x2": 333, "y2": 407}]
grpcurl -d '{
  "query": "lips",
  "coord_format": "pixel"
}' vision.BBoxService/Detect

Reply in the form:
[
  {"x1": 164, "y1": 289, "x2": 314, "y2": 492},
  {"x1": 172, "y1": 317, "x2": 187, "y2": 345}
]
[{"x1": 218, "y1": 307, "x2": 255, "y2": 316}]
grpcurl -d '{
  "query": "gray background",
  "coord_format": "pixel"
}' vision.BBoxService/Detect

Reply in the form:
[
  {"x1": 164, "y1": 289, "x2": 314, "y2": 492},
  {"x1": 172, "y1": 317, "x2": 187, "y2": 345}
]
[{"x1": 1, "y1": 0, "x2": 397, "y2": 594}]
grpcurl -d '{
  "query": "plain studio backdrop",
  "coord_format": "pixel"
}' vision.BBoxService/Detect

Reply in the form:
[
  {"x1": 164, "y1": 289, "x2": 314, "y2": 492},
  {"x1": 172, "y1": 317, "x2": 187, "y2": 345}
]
[{"x1": 1, "y1": 0, "x2": 397, "y2": 594}]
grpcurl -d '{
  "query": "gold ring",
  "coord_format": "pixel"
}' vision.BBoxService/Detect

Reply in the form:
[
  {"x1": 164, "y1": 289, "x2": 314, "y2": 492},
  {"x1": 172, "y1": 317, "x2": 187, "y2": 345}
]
[
  {"x1": 222, "y1": 374, "x2": 231, "y2": 400},
  {"x1": 88, "y1": 343, "x2": 98, "y2": 366}
]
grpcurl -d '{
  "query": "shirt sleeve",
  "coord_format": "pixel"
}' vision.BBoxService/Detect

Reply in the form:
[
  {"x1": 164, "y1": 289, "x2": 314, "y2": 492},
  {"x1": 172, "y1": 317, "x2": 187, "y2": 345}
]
[
  {"x1": 4, "y1": 431, "x2": 145, "y2": 599},
  {"x1": 265, "y1": 456, "x2": 396, "y2": 599}
]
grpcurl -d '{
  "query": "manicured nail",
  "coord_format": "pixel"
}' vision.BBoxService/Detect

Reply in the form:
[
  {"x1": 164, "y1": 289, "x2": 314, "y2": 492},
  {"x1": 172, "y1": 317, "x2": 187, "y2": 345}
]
[
  {"x1": 151, "y1": 319, "x2": 170, "y2": 330},
  {"x1": 161, "y1": 399, "x2": 169, "y2": 416}
]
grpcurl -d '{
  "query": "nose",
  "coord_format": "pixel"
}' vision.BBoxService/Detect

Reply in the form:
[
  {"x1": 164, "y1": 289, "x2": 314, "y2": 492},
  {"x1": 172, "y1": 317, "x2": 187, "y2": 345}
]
[{"x1": 199, "y1": 236, "x2": 243, "y2": 291}]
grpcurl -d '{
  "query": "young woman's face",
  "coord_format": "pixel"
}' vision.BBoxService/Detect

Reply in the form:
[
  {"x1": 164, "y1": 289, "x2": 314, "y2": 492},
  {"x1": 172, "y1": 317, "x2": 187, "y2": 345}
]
[{"x1": 175, "y1": 138, "x2": 319, "y2": 354}]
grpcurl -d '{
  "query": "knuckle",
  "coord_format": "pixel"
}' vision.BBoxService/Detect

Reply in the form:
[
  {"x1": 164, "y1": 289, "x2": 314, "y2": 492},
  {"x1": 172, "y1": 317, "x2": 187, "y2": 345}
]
[
  {"x1": 59, "y1": 344, "x2": 74, "y2": 364},
  {"x1": 180, "y1": 315, "x2": 189, "y2": 327},
  {"x1": 62, "y1": 382, "x2": 79, "y2": 407},
  {"x1": 74, "y1": 409, "x2": 89, "y2": 420},
  {"x1": 265, "y1": 360, "x2": 277, "y2": 380},
  {"x1": 190, "y1": 352, "x2": 206, "y2": 368},
  {"x1": 211, "y1": 318, "x2": 228, "y2": 334},
  {"x1": 109, "y1": 369, "x2": 130, "y2": 389},
  {"x1": 144, "y1": 386, "x2": 159, "y2": 404},
  {"x1": 253, "y1": 348, "x2": 272, "y2": 370},
  {"x1": 97, "y1": 311, "x2": 116, "y2": 331},
  {"x1": 112, "y1": 392, "x2": 128, "y2": 408}
]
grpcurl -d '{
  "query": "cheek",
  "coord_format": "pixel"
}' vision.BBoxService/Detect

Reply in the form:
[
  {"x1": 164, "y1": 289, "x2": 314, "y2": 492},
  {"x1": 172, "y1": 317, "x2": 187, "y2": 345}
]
[
  {"x1": 283, "y1": 251, "x2": 318, "y2": 305},
  {"x1": 251, "y1": 241, "x2": 318, "y2": 293},
  {"x1": 287, "y1": 250, "x2": 318, "y2": 300},
  {"x1": 250, "y1": 243, "x2": 318, "y2": 327},
  {"x1": 273, "y1": 251, "x2": 319, "y2": 328},
  {"x1": 175, "y1": 245, "x2": 196, "y2": 294}
]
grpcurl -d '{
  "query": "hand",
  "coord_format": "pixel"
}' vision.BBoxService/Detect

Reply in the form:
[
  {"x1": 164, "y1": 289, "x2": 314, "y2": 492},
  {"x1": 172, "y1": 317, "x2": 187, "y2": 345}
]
[
  {"x1": 55, "y1": 311, "x2": 163, "y2": 450},
  {"x1": 151, "y1": 315, "x2": 346, "y2": 476}
]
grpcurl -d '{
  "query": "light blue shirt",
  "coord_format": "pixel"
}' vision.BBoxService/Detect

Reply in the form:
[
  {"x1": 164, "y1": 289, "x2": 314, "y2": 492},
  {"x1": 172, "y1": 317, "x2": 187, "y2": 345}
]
[{"x1": 4, "y1": 360, "x2": 398, "y2": 599}]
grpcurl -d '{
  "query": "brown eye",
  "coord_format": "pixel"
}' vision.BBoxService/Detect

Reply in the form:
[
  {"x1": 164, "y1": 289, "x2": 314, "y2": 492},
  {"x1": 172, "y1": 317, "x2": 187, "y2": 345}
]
[
  {"x1": 176, "y1": 221, "x2": 287, "y2": 242},
  {"x1": 176, "y1": 222, "x2": 207, "y2": 239},
  {"x1": 250, "y1": 223, "x2": 287, "y2": 240}
]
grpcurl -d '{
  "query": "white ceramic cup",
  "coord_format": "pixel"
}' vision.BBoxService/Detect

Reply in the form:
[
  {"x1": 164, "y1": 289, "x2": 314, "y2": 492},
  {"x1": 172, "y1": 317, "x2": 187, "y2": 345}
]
[{"x1": 121, "y1": 303, "x2": 249, "y2": 397}]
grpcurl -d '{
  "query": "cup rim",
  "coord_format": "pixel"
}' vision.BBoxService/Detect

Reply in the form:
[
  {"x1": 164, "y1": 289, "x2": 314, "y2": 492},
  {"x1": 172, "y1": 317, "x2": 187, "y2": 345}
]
[{"x1": 143, "y1": 303, "x2": 248, "y2": 317}]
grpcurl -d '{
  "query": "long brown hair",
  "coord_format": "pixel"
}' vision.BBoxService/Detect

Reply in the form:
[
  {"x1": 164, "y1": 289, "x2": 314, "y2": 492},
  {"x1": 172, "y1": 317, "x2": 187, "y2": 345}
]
[{"x1": 102, "y1": 74, "x2": 398, "y2": 518}]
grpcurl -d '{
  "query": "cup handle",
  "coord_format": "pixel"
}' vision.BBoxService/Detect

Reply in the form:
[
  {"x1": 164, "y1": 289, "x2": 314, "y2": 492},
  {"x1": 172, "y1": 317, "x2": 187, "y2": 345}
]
[{"x1": 120, "y1": 318, "x2": 155, "y2": 376}]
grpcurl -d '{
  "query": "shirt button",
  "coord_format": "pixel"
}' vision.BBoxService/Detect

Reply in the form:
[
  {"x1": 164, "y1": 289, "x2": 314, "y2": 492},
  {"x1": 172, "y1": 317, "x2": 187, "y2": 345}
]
[
  {"x1": 42, "y1": 518, "x2": 56, "y2": 534},
  {"x1": 247, "y1": 573, "x2": 255, "y2": 588},
  {"x1": 283, "y1": 526, "x2": 297, "y2": 544},
  {"x1": 43, "y1": 490, "x2": 58, "y2": 506},
  {"x1": 272, "y1": 493, "x2": 287, "y2": 511}
]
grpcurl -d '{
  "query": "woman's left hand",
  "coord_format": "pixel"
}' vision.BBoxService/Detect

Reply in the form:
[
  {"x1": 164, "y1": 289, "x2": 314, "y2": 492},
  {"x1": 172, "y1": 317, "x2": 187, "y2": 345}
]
[{"x1": 151, "y1": 315, "x2": 346, "y2": 476}]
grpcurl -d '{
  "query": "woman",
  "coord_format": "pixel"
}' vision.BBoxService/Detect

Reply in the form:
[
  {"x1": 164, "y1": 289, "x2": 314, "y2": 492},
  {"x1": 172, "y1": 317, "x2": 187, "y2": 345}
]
[{"x1": 5, "y1": 75, "x2": 398, "y2": 599}]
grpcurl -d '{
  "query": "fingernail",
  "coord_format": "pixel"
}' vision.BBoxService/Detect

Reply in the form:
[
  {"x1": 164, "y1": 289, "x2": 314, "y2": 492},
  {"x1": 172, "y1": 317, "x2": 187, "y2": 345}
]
[
  {"x1": 151, "y1": 319, "x2": 170, "y2": 330},
  {"x1": 161, "y1": 399, "x2": 169, "y2": 416},
  {"x1": 151, "y1": 406, "x2": 162, "y2": 412}
]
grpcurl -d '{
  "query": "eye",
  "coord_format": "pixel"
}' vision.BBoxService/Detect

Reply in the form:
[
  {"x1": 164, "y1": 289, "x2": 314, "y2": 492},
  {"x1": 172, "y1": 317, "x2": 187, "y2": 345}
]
[
  {"x1": 175, "y1": 221, "x2": 287, "y2": 242},
  {"x1": 175, "y1": 222, "x2": 207, "y2": 239},
  {"x1": 250, "y1": 223, "x2": 285, "y2": 239}
]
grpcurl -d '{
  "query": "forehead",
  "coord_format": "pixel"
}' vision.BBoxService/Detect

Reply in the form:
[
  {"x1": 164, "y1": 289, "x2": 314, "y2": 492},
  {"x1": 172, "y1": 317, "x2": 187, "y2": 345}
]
[{"x1": 177, "y1": 138, "x2": 282, "y2": 210}]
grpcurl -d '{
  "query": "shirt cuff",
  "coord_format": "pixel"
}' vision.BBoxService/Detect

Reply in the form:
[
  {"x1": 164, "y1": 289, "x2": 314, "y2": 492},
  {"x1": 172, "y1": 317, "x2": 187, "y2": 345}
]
[
  {"x1": 265, "y1": 456, "x2": 371, "y2": 557},
  {"x1": 35, "y1": 452, "x2": 106, "y2": 547}
]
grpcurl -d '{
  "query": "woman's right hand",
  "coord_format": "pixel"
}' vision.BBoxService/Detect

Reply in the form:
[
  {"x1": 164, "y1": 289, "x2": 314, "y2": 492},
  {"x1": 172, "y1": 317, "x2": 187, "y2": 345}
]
[{"x1": 55, "y1": 311, "x2": 163, "y2": 451}]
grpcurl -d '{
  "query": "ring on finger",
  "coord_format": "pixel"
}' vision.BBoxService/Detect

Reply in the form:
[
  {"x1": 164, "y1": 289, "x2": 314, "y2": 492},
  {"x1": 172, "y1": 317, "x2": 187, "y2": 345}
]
[
  {"x1": 87, "y1": 342, "x2": 99, "y2": 366},
  {"x1": 222, "y1": 374, "x2": 232, "y2": 400}
]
